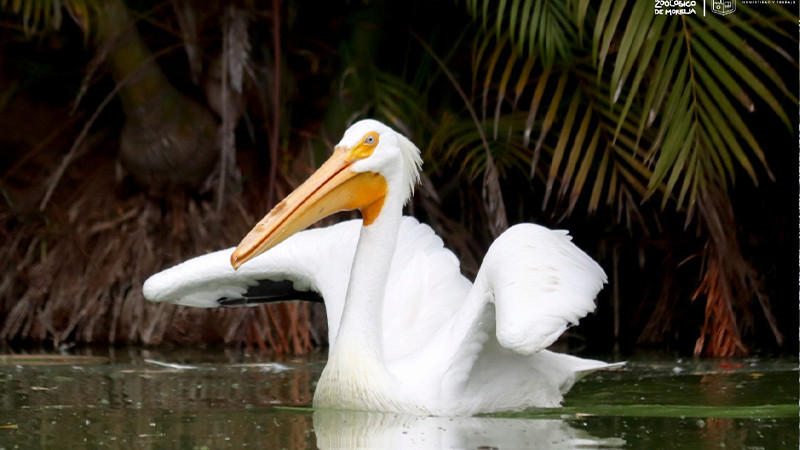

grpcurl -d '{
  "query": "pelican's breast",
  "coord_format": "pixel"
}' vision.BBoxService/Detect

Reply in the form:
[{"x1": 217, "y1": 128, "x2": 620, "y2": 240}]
[{"x1": 313, "y1": 346, "x2": 431, "y2": 415}]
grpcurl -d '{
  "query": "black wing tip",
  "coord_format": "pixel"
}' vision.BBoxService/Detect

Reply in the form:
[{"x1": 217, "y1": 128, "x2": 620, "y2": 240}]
[
  {"x1": 216, "y1": 279, "x2": 323, "y2": 307},
  {"x1": 217, "y1": 297, "x2": 250, "y2": 307}
]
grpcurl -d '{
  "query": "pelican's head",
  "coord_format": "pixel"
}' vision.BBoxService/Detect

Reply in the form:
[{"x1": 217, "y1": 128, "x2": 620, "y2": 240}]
[{"x1": 230, "y1": 120, "x2": 422, "y2": 269}]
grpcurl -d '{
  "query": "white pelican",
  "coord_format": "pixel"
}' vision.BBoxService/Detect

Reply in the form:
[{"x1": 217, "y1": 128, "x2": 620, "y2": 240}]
[{"x1": 144, "y1": 119, "x2": 621, "y2": 416}]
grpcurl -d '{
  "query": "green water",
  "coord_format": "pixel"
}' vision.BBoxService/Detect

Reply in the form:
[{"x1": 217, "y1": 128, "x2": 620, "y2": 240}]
[{"x1": 0, "y1": 348, "x2": 796, "y2": 449}]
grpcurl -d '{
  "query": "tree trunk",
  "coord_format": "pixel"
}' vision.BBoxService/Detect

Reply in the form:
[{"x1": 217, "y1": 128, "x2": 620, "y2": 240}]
[{"x1": 94, "y1": 0, "x2": 218, "y2": 192}]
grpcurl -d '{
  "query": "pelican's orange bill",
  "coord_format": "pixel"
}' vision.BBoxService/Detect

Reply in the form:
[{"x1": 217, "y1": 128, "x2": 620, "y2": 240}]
[{"x1": 230, "y1": 147, "x2": 387, "y2": 269}]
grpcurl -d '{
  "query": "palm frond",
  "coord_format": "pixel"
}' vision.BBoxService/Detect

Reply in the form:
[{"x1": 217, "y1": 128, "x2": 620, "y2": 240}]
[
  {"x1": 332, "y1": 63, "x2": 430, "y2": 143},
  {"x1": 461, "y1": 0, "x2": 578, "y2": 66},
  {"x1": 456, "y1": 0, "x2": 795, "y2": 356},
  {"x1": 430, "y1": 113, "x2": 530, "y2": 181},
  {"x1": 1, "y1": 0, "x2": 95, "y2": 36},
  {"x1": 2, "y1": 0, "x2": 61, "y2": 34},
  {"x1": 600, "y1": 4, "x2": 794, "y2": 209}
]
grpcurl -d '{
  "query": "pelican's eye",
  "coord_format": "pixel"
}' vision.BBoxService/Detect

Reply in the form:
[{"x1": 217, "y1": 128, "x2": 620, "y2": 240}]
[{"x1": 347, "y1": 132, "x2": 380, "y2": 162}]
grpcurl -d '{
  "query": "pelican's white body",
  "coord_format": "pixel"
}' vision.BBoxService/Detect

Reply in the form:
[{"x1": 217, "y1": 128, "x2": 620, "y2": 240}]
[
  {"x1": 144, "y1": 119, "x2": 620, "y2": 416},
  {"x1": 145, "y1": 217, "x2": 613, "y2": 416}
]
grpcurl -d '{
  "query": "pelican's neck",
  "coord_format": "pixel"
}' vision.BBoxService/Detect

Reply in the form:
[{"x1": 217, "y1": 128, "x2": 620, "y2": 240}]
[{"x1": 331, "y1": 193, "x2": 403, "y2": 361}]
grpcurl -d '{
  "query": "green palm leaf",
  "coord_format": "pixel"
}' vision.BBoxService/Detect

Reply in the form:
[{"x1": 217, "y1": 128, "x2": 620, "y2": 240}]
[
  {"x1": 462, "y1": 0, "x2": 578, "y2": 66},
  {"x1": 458, "y1": 0, "x2": 794, "y2": 217},
  {"x1": 2, "y1": 0, "x2": 93, "y2": 36}
]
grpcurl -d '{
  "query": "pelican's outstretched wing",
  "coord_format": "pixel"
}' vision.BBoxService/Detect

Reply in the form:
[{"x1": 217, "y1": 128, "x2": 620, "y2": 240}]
[
  {"x1": 426, "y1": 224, "x2": 612, "y2": 414},
  {"x1": 143, "y1": 220, "x2": 359, "y2": 315},
  {"x1": 483, "y1": 224, "x2": 607, "y2": 355}
]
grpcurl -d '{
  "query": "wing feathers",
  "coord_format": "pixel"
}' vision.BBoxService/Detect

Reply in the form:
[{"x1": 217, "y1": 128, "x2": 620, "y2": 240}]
[
  {"x1": 143, "y1": 220, "x2": 361, "y2": 310},
  {"x1": 479, "y1": 224, "x2": 607, "y2": 355},
  {"x1": 217, "y1": 279, "x2": 323, "y2": 306}
]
